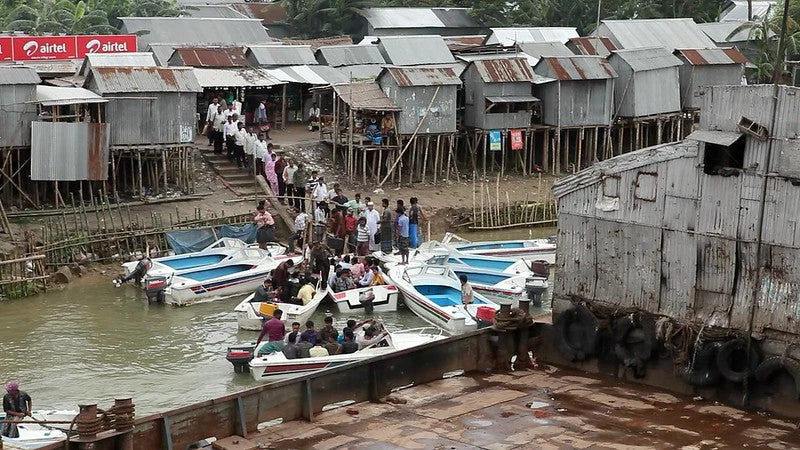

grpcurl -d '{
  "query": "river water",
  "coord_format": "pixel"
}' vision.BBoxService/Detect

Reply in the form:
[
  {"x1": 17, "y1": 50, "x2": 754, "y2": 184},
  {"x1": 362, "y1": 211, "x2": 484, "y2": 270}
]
[{"x1": 0, "y1": 227, "x2": 554, "y2": 415}]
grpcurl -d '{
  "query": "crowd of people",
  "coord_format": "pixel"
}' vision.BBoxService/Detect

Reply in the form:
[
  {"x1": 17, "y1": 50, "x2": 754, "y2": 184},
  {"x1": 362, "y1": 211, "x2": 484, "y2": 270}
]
[{"x1": 205, "y1": 96, "x2": 274, "y2": 171}]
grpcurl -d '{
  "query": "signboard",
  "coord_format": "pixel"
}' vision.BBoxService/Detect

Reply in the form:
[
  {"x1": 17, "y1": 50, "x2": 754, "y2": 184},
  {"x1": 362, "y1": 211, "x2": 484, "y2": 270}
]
[
  {"x1": 2, "y1": 35, "x2": 137, "y2": 61},
  {"x1": 489, "y1": 130, "x2": 502, "y2": 151},
  {"x1": 0, "y1": 36, "x2": 13, "y2": 61},
  {"x1": 510, "y1": 129, "x2": 524, "y2": 150}
]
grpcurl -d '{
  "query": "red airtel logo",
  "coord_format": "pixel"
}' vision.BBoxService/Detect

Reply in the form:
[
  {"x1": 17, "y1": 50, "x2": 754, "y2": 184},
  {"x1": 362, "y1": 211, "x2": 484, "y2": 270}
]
[{"x1": 22, "y1": 40, "x2": 67, "y2": 56}]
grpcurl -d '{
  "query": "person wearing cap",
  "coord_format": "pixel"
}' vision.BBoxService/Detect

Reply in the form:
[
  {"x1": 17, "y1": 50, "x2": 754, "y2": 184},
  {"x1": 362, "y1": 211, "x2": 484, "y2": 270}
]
[
  {"x1": 362, "y1": 201, "x2": 380, "y2": 252},
  {"x1": 2, "y1": 381, "x2": 32, "y2": 438}
]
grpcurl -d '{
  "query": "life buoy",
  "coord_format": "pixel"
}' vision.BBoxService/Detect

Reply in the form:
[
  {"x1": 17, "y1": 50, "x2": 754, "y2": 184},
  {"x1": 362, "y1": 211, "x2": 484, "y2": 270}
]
[
  {"x1": 754, "y1": 356, "x2": 800, "y2": 400},
  {"x1": 683, "y1": 341, "x2": 722, "y2": 387},
  {"x1": 716, "y1": 338, "x2": 760, "y2": 383},
  {"x1": 553, "y1": 305, "x2": 599, "y2": 362}
]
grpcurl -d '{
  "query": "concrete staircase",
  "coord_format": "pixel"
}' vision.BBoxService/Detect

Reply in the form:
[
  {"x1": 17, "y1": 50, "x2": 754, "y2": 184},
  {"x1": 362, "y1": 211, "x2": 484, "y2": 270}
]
[{"x1": 198, "y1": 147, "x2": 260, "y2": 197}]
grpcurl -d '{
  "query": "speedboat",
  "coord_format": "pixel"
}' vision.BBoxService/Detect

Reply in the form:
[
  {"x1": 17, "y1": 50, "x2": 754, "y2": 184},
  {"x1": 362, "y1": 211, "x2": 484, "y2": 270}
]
[
  {"x1": 237, "y1": 324, "x2": 445, "y2": 381},
  {"x1": 234, "y1": 278, "x2": 328, "y2": 331},
  {"x1": 377, "y1": 242, "x2": 533, "y2": 275},
  {"x1": 0, "y1": 412, "x2": 69, "y2": 448},
  {"x1": 442, "y1": 232, "x2": 556, "y2": 263},
  {"x1": 121, "y1": 238, "x2": 286, "y2": 279},
  {"x1": 328, "y1": 284, "x2": 400, "y2": 313},
  {"x1": 449, "y1": 267, "x2": 547, "y2": 306},
  {"x1": 160, "y1": 250, "x2": 302, "y2": 306},
  {"x1": 387, "y1": 263, "x2": 500, "y2": 335}
]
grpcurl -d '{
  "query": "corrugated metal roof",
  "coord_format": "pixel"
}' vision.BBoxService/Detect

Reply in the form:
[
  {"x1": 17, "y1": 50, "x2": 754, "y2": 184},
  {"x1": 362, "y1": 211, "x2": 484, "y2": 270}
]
[
  {"x1": 378, "y1": 35, "x2": 454, "y2": 66},
  {"x1": 719, "y1": 1, "x2": 776, "y2": 21},
  {"x1": 697, "y1": 22, "x2": 752, "y2": 43},
  {"x1": 517, "y1": 42, "x2": 573, "y2": 58},
  {"x1": 192, "y1": 67, "x2": 284, "y2": 87},
  {"x1": 470, "y1": 57, "x2": 534, "y2": 83},
  {"x1": 610, "y1": 47, "x2": 683, "y2": 72},
  {"x1": 22, "y1": 60, "x2": 79, "y2": 77},
  {"x1": 595, "y1": 19, "x2": 716, "y2": 52},
  {"x1": 171, "y1": 47, "x2": 248, "y2": 67},
  {"x1": 0, "y1": 65, "x2": 41, "y2": 84},
  {"x1": 331, "y1": 81, "x2": 400, "y2": 111},
  {"x1": 569, "y1": 37, "x2": 617, "y2": 56},
  {"x1": 268, "y1": 65, "x2": 348, "y2": 85},
  {"x1": 485, "y1": 27, "x2": 579, "y2": 46},
  {"x1": 247, "y1": 45, "x2": 318, "y2": 66},
  {"x1": 316, "y1": 45, "x2": 385, "y2": 67},
  {"x1": 686, "y1": 129, "x2": 743, "y2": 146},
  {"x1": 231, "y1": 3, "x2": 289, "y2": 25},
  {"x1": 280, "y1": 36, "x2": 352, "y2": 51},
  {"x1": 335, "y1": 64, "x2": 384, "y2": 81},
  {"x1": 80, "y1": 53, "x2": 157, "y2": 75},
  {"x1": 486, "y1": 95, "x2": 540, "y2": 103},
  {"x1": 120, "y1": 17, "x2": 270, "y2": 49},
  {"x1": 147, "y1": 44, "x2": 176, "y2": 66},
  {"x1": 380, "y1": 66, "x2": 461, "y2": 87},
  {"x1": 36, "y1": 85, "x2": 107, "y2": 106},
  {"x1": 181, "y1": 5, "x2": 248, "y2": 19},
  {"x1": 362, "y1": 7, "x2": 477, "y2": 29},
  {"x1": 535, "y1": 56, "x2": 618, "y2": 80},
  {"x1": 89, "y1": 67, "x2": 202, "y2": 93},
  {"x1": 676, "y1": 48, "x2": 749, "y2": 65}
]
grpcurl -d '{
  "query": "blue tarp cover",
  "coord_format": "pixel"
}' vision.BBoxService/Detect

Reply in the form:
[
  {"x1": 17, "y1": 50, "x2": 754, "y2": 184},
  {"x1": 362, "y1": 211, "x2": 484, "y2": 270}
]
[{"x1": 165, "y1": 223, "x2": 258, "y2": 254}]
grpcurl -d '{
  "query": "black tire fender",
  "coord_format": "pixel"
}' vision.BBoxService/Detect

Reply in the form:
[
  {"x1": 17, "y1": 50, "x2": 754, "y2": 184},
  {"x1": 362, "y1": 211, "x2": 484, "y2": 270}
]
[
  {"x1": 553, "y1": 305, "x2": 599, "y2": 362},
  {"x1": 613, "y1": 312, "x2": 657, "y2": 362},
  {"x1": 755, "y1": 356, "x2": 800, "y2": 400},
  {"x1": 716, "y1": 338, "x2": 760, "y2": 383},
  {"x1": 683, "y1": 341, "x2": 723, "y2": 387}
]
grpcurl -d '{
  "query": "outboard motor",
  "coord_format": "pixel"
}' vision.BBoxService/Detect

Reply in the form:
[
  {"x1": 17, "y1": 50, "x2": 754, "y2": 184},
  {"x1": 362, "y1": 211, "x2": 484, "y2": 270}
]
[
  {"x1": 144, "y1": 276, "x2": 168, "y2": 303},
  {"x1": 226, "y1": 343, "x2": 256, "y2": 373},
  {"x1": 530, "y1": 260, "x2": 550, "y2": 279},
  {"x1": 114, "y1": 257, "x2": 152, "y2": 287},
  {"x1": 524, "y1": 277, "x2": 548, "y2": 308},
  {"x1": 359, "y1": 289, "x2": 376, "y2": 314}
]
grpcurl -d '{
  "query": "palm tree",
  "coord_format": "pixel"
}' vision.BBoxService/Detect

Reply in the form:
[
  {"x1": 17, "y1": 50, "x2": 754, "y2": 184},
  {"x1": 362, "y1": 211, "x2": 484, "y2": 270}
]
[{"x1": 728, "y1": 4, "x2": 800, "y2": 82}]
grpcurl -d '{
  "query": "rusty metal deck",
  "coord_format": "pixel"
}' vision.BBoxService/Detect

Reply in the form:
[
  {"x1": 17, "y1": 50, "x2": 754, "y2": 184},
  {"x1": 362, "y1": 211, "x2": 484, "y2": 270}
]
[{"x1": 244, "y1": 365, "x2": 800, "y2": 449}]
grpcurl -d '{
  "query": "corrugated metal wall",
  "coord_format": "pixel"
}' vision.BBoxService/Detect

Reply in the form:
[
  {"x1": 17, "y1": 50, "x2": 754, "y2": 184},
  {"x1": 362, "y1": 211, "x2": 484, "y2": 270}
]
[
  {"x1": 679, "y1": 65, "x2": 742, "y2": 109},
  {"x1": 381, "y1": 78, "x2": 457, "y2": 134},
  {"x1": 106, "y1": 92, "x2": 196, "y2": 146},
  {"x1": 463, "y1": 65, "x2": 484, "y2": 128},
  {"x1": 0, "y1": 84, "x2": 38, "y2": 147},
  {"x1": 463, "y1": 66, "x2": 533, "y2": 130},
  {"x1": 625, "y1": 68, "x2": 681, "y2": 117},
  {"x1": 536, "y1": 79, "x2": 613, "y2": 127},
  {"x1": 30, "y1": 122, "x2": 109, "y2": 181}
]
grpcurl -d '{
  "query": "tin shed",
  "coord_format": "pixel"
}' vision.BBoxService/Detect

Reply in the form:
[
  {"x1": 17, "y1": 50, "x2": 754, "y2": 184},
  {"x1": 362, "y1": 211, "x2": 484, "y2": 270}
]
[
  {"x1": 607, "y1": 47, "x2": 682, "y2": 117},
  {"x1": 85, "y1": 66, "x2": 202, "y2": 146},
  {"x1": 674, "y1": 48, "x2": 747, "y2": 109},
  {"x1": 377, "y1": 35, "x2": 454, "y2": 66},
  {"x1": 462, "y1": 57, "x2": 538, "y2": 130},
  {"x1": 378, "y1": 66, "x2": 461, "y2": 134},
  {"x1": 593, "y1": 19, "x2": 716, "y2": 52},
  {"x1": 533, "y1": 56, "x2": 617, "y2": 127},
  {"x1": 0, "y1": 66, "x2": 41, "y2": 148}
]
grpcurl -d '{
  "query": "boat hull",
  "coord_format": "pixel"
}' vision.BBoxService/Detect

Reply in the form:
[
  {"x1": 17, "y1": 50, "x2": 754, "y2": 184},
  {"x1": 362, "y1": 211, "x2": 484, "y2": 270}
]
[
  {"x1": 328, "y1": 285, "x2": 400, "y2": 313},
  {"x1": 234, "y1": 285, "x2": 328, "y2": 331}
]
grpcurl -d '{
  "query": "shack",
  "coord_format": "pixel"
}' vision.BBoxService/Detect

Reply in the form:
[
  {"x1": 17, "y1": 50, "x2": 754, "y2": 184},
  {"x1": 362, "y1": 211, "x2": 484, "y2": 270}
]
[
  {"x1": 567, "y1": 36, "x2": 617, "y2": 57},
  {"x1": 0, "y1": 66, "x2": 41, "y2": 207},
  {"x1": 533, "y1": 56, "x2": 617, "y2": 173},
  {"x1": 462, "y1": 56, "x2": 540, "y2": 176},
  {"x1": 549, "y1": 84, "x2": 800, "y2": 418},
  {"x1": 191, "y1": 67, "x2": 285, "y2": 128},
  {"x1": 377, "y1": 66, "x2": 461, "y2": 184},
  {"x1": 674, "y1": 48, "x2": 748, "y2": 110},
  {"x1": 84, "y1": 66, "x2": 202, "y2": 198},
  {"x1": 377, "y1": 35, "x2": 455, "y2": 66},
  {"x1": 30, "y1": 85, "x2": 109, "y2": 207},
  {"x1": 245, "y1": 45, "x2": 318, "y2": 67},
  {"x1": 360, "y1": 7, "x2": 483, "y2": 37}
]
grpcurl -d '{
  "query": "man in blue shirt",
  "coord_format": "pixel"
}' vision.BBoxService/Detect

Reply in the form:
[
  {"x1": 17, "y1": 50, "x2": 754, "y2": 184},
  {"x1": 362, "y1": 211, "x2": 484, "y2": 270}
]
[{"x1": 396, "y1": 207, "x2": 410, "y2": 265}]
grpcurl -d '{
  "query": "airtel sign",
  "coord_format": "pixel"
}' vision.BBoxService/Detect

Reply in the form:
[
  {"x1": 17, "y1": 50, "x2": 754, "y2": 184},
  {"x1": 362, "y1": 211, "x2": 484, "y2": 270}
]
[{"x1": 2, "y1": 35, "x2": 137, "y2": 61}]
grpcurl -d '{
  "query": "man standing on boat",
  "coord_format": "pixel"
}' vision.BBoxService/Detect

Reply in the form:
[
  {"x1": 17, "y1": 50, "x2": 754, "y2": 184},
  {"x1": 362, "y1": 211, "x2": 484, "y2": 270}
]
[
  {"x1": 362, "y1": 202, "x2": 380, "y2": 252},
  {"x1": 459, "y1": 274, "x2": 474, "y2": 305},
  {"x1": 2, "y1": 381, "x2": 31, "y2": 438},
  {"x1": 379, "y1": 199, "x2": 393, "y2": 254},
  {"x1": 254, "y1": 310, "x2": 285, "y2": 355},
  {"x1": 396, "y1": 207, "x2": 410, "y2": 265}
]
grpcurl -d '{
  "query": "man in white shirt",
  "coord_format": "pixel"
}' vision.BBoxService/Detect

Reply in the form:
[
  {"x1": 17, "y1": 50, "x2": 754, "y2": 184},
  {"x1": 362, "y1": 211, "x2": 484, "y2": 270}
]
[
  {"x1": 206, "y1": 97, "x2": 219, "y2": 145},
  {"x1": 361, "y1": 201, "x2": 380, "y2": 252},
  {"x1": 253, "y1": 134, "x2": 268, "y2": 178},
  {"x1": 283, "y1": 158, "x2": 298, "y2": 205},
  {"x1": 212, "y1": 105, "x2": 227, "y2": 154},
  {"x1": 223, "y1": 103, "x2": 236, "y2": 119},
  {"x1": 312, "y1": 177, "x2": 328, "y2": 203},
  {"x1": 257, "y1": 99, "x2": 268, "y2": 124},
  {"x1": 233, "y1": 123, "x2": 248, "y2": 168},
  {"x1": 288, "y1": 209, "x2": 309, "y2": 253},
  {"x1": 308, "y1": 102, "x2": 320, "y2": 131},
  {"x1": 223, "y1": 116, "x2": 238, "y2": 160}
]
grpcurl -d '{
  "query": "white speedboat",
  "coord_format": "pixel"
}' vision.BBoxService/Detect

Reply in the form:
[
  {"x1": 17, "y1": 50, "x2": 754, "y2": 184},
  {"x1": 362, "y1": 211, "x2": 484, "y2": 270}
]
[
  {"x1": 377, "y1": 242, "x2": 533, "y2": 275},
  {"x1": 121, "y1": 238, "x2": 286, "y2": 278},
  {"x1": 245, "y1": 325, "x2": 445, "y2": 381},
  {"x1": 442, "y1": 232, "x2": 556, "y2": 263},
  {"x1": 449, "y1": 266, "x2": 547, "y2": 306},
  {"x1": 161, "y1": 251, "x2": 302, "y2": 306},
  {"x1": 0, "y1": 412, "x2": 69, "y2": 448},
  {"x1": 328, "y1": 284, "x2": 400, "y2": 313},
  {"x1": 387, "y1": 263, "x2": 500, "y2": 335},
  {"x1": 234, "y1": 278, "x2": 328, "y2": 331}
]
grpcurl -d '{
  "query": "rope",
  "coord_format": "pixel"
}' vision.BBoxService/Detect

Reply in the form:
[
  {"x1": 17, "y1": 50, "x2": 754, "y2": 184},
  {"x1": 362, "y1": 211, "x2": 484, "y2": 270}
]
[{"x1": 492, "y1": 307, "x2": 532, "y2": 331}]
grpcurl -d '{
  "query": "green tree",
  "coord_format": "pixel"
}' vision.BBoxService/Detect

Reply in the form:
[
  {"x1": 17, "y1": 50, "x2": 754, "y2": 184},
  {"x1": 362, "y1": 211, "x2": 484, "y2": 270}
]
[{"x1": 729, "y1": 3, "x2": 800, "y2": 82}]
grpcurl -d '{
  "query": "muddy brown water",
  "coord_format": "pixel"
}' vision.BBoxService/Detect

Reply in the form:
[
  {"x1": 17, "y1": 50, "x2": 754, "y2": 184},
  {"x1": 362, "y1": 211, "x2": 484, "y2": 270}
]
[{"x1": 0, "y1": 228, "x2": 553, "y2": 414}]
